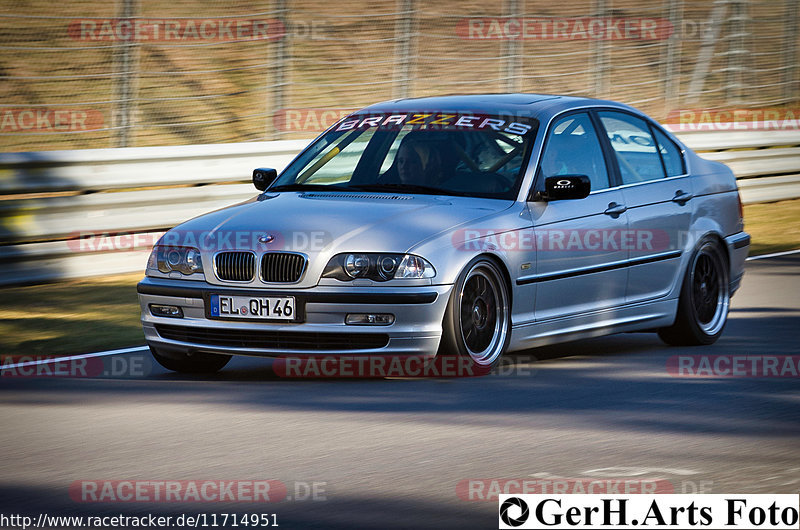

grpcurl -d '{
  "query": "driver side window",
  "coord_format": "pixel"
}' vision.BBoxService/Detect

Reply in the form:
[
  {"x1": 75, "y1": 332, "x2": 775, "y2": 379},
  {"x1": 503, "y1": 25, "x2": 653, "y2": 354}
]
[{"x1": 540, "y1": 113, "x2": 610, "y2": 192}]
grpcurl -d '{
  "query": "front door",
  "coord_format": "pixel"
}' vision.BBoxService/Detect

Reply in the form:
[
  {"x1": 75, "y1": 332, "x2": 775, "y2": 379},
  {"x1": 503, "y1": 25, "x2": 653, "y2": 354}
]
[{"x1": 526, "y1": 111, "x2": 630, "y2": 321}]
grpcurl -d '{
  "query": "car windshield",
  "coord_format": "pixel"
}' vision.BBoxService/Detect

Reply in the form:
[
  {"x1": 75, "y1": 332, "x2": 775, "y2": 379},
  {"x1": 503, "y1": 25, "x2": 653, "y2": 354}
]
[{"x1": 272, "y1": 112, "x2": 538, "y2": 199}]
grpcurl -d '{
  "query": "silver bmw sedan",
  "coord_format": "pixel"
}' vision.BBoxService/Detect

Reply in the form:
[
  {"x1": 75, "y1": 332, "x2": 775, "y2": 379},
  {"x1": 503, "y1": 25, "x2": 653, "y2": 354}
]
[{"x1": 137, "y1": 94, "x2": 750, "y2": 374}]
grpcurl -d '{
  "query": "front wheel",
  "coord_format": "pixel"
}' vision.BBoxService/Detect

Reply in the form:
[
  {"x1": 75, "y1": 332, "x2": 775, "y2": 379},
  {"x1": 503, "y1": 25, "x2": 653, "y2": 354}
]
[
  {"x1": 149, "y1": 345, "x2": 231, "y2": 374},
  {"x1": 658, "y1": 238, "x2": 730, "y2": 346},
  {"x1": 439, "y1": 257, "x2": 511, "y2": 368}
]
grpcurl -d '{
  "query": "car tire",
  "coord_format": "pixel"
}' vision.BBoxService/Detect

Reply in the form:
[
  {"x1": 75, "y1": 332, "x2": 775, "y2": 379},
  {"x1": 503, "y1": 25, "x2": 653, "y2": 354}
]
[
  {"x1": 149, "y1": 345, "x2": 231, "y2": 374},
  {"x1": 439, "y1": 257, "x2": 511, "y2": 369},
  {"x1": 658, "y1": 237, "x2": 730, "y2": 346}
]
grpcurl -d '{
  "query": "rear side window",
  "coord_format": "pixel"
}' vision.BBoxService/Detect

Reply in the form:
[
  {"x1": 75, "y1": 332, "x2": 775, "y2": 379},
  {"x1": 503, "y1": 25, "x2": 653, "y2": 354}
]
[
  {"x1": 653, "y1": 127, "x2": 685, "y2": 177},
  {"x1": 599, "y1": 111, "x2": 665, "y2": 184}
]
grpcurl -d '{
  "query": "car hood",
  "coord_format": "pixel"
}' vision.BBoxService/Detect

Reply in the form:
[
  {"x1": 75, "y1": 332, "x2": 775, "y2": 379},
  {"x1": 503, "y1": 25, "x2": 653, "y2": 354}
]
[{"x1": 167, "y1": 191, "x2": 513, "y2": 285}]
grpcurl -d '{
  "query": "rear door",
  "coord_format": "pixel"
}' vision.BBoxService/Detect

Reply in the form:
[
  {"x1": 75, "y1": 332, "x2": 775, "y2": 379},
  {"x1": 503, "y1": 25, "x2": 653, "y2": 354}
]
[{"x1": 596, "y1": 110, "x2": 692, "y2": 303}]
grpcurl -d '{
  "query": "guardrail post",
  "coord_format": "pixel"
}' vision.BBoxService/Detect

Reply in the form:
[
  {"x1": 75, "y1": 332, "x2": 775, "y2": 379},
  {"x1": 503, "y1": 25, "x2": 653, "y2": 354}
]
[
  {"x1": 593, "y1": 0, "x2": 608, "y2": 99},
  {"x1": 113, "y1": 0, "x2": 138, "y2": 148},
  {"x1": 270, "y1": 0, "x2": 289, "y2": 140},
  {"x1": 664, "y1": 0, "x2": 684, "y2": 113},
  {"x1": 686, "y1": 0, "x2": 728, "y2": 104},
  {"x1": 784, "y1": 0, "x2": 798, "y2": 103},
  {"x1": 393, "y1": 0, "x2": 416, "y2": 99},
  {"x1": 504, "y1": 0, "x2": 521, "y2": 93},
  {"x1": 726, "y1": 0, "x2": 748, "y2": 105}
]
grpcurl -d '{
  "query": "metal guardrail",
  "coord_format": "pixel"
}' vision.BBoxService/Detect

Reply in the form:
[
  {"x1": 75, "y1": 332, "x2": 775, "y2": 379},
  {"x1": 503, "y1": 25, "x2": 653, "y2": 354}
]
[{"x1": 1, "y1": 129, "x2": 799, "y2": 286}]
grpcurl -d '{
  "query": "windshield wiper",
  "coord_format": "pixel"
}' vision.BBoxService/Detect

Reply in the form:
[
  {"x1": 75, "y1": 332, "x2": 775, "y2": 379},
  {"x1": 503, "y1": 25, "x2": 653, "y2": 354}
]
[
  {"x1": 349, "y1": 183, "x2": 468, "y2": 196},
  {"x1": 270, "y1": 182, "x2": 470, "y2": 197},
  {"x1": 268, "y1": 183, "x2": 354, "y2": 192}
]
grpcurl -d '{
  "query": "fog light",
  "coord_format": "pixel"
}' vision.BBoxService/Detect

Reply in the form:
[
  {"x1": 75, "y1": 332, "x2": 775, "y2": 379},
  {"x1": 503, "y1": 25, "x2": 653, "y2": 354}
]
[
  {"x1": 345, "y1": 313, "x2": 395, "y2": 325},
  {"x1": 150, "y1": 304, "x2": 184, "y2": 318}
]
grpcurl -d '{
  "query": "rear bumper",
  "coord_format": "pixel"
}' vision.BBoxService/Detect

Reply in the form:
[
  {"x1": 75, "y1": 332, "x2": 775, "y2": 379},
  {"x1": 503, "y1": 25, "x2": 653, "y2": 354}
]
[
  {"x1": 137, "y1": 277, "x2": 452, "y2": 357},
  {"x1": 725, "y1": 231, "x2": 750, "y2": 295}
]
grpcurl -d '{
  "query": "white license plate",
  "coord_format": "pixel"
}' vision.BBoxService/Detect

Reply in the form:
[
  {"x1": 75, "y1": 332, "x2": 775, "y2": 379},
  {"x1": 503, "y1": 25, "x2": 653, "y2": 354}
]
[{"x1": 210, "y1": 294, "x2": 296, "y2": 320}]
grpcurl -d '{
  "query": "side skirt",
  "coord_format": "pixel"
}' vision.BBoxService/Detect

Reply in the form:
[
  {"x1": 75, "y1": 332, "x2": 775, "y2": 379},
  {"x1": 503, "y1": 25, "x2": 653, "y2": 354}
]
[{"x1": 507, "y1": 298, "x2": 678, "y2": 352}]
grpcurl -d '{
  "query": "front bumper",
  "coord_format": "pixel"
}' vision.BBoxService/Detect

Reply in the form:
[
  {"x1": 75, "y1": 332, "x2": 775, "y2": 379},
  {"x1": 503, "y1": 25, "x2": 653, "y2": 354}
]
[{"x1": 138, "y1": 277, "x2": 452, "y2": 357}]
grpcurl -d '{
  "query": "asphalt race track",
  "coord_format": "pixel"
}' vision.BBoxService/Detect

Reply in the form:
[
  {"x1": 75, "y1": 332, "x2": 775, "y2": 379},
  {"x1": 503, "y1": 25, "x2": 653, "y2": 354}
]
[{"x1": 1, "y1": 255, "x2": 798, "y2": 529}]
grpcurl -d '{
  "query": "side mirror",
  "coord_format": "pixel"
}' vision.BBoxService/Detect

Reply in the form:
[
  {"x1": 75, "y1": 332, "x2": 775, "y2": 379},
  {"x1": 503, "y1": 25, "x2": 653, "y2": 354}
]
[
  {"x1": 253, "y1": 168, "x2": 278, "y2": 191},
  {"x1": 538, "y1": 175, "x2": 591, "y2": 201}
]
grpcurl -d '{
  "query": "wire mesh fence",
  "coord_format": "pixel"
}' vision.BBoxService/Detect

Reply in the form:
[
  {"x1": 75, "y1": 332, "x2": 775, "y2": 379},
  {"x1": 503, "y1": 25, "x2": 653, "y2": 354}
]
[{"x1": 0, "y1": 0, "x2": 797, "y2": 151}]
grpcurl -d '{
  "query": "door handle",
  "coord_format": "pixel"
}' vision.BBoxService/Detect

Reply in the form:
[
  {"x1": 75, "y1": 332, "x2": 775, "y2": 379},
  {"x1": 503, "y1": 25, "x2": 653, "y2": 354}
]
[
  {"x1": 604, "y1": 202, "x2": 627, "y2": 216},
  {"x1": 672, "y1": 190, "x2": 693, "y2": 204}
]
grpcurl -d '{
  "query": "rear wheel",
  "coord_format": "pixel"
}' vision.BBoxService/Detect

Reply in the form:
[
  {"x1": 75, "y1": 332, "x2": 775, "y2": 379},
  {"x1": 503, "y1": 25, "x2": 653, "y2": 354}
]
[
  {"x1": 149, "y1": 345, "x2": 231, "y2": 374},
  {"x1": 440, "y1": 257, "x2": 511, "y2": 368},
  {"x1": 658, "y1": 238, "x2": 730, "y2": 346}
]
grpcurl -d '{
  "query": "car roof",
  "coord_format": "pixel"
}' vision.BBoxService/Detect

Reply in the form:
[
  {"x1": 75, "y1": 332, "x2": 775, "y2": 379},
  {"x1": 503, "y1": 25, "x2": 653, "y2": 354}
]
[{"x1": 356, "y1": 93, "x2": 640, "y2": 120}]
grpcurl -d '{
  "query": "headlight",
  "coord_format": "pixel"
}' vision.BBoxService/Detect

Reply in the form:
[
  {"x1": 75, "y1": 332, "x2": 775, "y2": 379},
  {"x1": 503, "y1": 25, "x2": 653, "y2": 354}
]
[
  {"x1": 344, "y1": 254, "x2": 371, "y2": 278},
  {"x1": 147, "y1": 245, "x2": 204, "y2": 276},
  {"x1": 323, "y1": 253, "x2": 435, "y2": 281}
]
